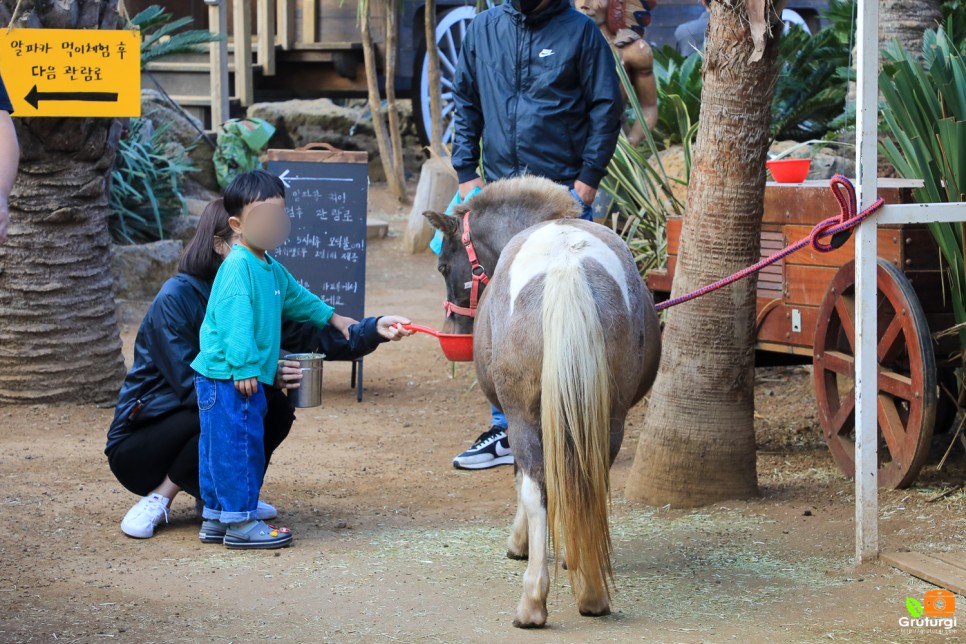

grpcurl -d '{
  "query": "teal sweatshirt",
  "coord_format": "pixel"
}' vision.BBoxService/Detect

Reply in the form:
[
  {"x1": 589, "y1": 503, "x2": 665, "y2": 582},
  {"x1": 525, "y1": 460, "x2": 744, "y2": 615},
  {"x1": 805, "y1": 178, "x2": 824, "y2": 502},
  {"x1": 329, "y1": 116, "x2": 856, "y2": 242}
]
[{"x1": 191, "y1": 245, "x2": 335, "y2": 385}]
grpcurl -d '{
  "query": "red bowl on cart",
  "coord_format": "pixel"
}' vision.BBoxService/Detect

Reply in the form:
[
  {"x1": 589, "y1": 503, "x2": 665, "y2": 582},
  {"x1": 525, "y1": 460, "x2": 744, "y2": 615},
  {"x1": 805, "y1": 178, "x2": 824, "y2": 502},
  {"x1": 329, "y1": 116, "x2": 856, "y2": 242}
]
[{"x1": 767, "y1": 158, "x2": 811, "y2": 183}]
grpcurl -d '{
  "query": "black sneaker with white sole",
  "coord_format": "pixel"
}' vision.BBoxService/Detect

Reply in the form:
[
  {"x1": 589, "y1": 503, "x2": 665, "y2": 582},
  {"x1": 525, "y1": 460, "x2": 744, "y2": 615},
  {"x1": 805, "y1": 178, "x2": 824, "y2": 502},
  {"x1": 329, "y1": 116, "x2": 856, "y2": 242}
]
[{"x1": 452, "y1": 426, "x2": 514, "y2": 470}]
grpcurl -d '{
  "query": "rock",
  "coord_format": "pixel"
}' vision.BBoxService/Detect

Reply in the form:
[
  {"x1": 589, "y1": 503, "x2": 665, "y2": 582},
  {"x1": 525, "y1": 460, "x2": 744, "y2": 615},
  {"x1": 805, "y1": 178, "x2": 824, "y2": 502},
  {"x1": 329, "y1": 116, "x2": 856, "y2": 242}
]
[
  {"x1": 768, "y1": 140, "x2": 856, "y2": 181},
  {"x1": 807, "y1": 152, "x2": 855, "y2": 180},
  {"x1": 180, "y1": 179, "x2": 221, "y2": 202},
  {"x1": 367, "y1": 218, "x2": 390, "y2": 240},
  {"x1": 141, "y1": 89, "x2": 219, "y2": 192},
  {"x1": 165, "y1": 214, "x2": 201, "y2": 245},
  {"x1": 248, "y1": 98, "x2": 424, "y2": 179},
  {"x1": 111, "y1": 240, "x2": 183, "y2": 302},
  {"x1": 185, "y1": 198, "x2": 211, "y2": 218},
  {"x1": 248, "y1": 97, "x2": 373, "y2": 150},
  {"x1": 768, "y1": 140, "x2": 800, "y2": 157}
]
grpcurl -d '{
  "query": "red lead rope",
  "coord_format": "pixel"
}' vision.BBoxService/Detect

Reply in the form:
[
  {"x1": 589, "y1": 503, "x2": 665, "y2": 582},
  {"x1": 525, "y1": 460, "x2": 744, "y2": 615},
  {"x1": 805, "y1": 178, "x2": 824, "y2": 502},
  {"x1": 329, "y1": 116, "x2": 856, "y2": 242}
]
[
  {"x1": 654, "y1": 175, "x2": 885, "y2": 312},
  {"x1": 442, "y1": 176, "x2": 882, "y2": 317},
  {"x1": 443, "y1": 210, "x2": 490, "y2": 319}
]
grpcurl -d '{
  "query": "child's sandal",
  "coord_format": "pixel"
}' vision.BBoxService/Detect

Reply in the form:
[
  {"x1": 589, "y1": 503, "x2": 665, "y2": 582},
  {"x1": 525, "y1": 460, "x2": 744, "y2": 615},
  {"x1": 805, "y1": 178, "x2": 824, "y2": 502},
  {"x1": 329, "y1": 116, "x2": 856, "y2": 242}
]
[
  {"x1": 199, "y1": 519, "x2": 228, "y2": 544},
  {"x1": 224, "y1": 520, "x2": 292, "y2": 549}
]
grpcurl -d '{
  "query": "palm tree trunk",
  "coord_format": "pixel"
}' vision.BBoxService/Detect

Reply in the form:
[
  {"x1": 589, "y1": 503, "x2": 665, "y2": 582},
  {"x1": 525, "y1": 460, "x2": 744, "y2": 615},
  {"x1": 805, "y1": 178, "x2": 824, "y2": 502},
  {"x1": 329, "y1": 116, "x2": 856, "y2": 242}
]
[
  {"x1": 880, "y1": 0, "x2": 941, "y2": 56},
  {"x1": 624, "y1": 1, "x2": 782, "y2": 507},
  {"x1": 0, "y1": 0, "x2": 127, "y2": 404}
]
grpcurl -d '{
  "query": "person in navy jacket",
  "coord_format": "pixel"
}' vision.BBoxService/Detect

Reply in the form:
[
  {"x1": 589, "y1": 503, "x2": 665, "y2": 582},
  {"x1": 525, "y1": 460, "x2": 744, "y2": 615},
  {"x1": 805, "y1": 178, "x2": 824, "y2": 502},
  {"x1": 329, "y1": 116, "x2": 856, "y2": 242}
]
[{"x1": 449, "y1": 0, "x2": 623, "y2": 469}]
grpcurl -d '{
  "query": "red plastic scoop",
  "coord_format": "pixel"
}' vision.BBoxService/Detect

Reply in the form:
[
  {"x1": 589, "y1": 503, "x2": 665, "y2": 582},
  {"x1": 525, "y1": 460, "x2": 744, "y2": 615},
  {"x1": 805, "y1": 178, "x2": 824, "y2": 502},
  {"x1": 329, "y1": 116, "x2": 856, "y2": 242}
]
[{"x1": 402, "y1": 323, "x2": 474, "y2": 362}]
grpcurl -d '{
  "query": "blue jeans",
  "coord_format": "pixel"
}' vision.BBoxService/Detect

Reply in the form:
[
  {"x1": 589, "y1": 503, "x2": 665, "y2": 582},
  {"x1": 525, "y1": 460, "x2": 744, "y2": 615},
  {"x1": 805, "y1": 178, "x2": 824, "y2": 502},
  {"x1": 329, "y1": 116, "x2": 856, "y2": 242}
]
[
  {"x1": 569, "y1": 188, "x2": 595, "y2": 221},
  {"x1": 491, "y1": 405, "x2": 507, "y2": 429},
  {"x1": 196, "y1": 374, "x2": 268, "y2": 524}
]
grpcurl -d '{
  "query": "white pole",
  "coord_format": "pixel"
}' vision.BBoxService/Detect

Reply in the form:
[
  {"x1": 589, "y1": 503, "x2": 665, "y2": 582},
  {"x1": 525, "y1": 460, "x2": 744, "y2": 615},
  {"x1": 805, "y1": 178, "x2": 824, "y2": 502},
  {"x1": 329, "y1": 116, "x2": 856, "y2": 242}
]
[{"x1": 853, "y1": 0, "x2": 879, "y2": 564}]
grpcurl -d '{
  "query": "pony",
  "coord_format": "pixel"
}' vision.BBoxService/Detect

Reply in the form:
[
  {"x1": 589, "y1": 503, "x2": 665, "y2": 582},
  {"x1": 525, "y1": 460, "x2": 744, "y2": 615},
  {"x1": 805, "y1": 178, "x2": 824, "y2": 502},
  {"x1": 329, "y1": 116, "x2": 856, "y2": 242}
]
[{"x1": 424, "y1": 176, "x2": 661, "y2": 627}]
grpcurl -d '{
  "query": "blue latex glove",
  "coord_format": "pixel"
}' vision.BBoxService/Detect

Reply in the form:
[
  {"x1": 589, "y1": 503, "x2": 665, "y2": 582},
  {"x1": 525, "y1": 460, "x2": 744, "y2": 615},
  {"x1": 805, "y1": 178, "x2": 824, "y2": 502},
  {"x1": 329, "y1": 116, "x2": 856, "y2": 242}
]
[{"x1": 430, "y1": 186, "x2": 482, "y2": 255}]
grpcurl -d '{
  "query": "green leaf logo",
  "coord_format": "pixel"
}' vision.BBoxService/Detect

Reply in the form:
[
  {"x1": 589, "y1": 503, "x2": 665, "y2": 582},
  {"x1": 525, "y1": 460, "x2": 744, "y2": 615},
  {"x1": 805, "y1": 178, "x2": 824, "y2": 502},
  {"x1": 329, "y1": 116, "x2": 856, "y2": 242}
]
[{"x1": 906, "y1": 598, "x2": 924, "y2": 618}]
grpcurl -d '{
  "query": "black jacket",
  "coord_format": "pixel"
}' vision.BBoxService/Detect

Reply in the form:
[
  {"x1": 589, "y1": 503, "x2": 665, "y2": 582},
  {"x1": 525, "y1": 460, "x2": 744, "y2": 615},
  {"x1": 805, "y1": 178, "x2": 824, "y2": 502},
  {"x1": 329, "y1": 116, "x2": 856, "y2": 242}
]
[
  {"x1": 451, "y1": 0, "x2": 622, "y2": 189},
  {"x1": 105, "y1": 273, "x2": 387, "y2": 452},
  {"x1": 0, "y1": 71, "x2": 12, "y2": 113}
]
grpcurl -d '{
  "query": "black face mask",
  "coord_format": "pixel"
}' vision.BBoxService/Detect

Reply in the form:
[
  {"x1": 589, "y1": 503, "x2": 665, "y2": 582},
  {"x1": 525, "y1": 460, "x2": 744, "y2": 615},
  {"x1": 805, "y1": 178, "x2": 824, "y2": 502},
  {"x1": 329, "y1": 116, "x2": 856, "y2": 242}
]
[{"x1": 515, "y1": 0, "x2": 544, "y2": 14}]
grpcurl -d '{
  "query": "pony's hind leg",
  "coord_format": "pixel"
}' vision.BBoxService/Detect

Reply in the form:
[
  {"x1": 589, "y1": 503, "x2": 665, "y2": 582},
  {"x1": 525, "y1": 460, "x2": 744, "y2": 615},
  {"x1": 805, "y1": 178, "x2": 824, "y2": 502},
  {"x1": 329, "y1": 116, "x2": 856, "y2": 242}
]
[
  {"x1": 513, "y1": 472, "x2": 549, "y2": 628},
  {"x1": 507, "y1": 466, "x2": 528, "y2": 560},
  {"x1": 575, "y1": 572, "x2": 611, "y2": 617}
]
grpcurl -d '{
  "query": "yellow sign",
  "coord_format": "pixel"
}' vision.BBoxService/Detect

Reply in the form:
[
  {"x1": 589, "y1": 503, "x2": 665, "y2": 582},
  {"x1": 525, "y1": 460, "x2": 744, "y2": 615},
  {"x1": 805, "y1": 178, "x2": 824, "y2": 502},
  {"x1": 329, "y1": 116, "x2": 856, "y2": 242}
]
[{"x1": 0, "y1": 29, "x2": 141, "y2": 118}]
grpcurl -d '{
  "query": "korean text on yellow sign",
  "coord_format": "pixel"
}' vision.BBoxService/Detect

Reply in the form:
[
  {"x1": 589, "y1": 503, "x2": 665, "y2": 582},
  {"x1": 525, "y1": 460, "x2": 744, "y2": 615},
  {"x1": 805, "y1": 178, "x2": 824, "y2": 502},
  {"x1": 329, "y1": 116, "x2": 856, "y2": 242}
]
[{"x1": 0, "y1": 29, "x2": 141, "y2": 118}]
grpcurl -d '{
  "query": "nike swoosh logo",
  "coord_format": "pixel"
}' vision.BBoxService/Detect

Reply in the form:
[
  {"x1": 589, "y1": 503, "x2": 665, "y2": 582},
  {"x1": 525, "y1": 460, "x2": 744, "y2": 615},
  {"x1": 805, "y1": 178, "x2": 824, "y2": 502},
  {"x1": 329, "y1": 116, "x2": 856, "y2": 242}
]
[
  {"x1": 539, "y1": 49, "x2": 554, "y2": 58},
  {"x1": 495, "y1": 443, "x2": 513, "y2": 457}
]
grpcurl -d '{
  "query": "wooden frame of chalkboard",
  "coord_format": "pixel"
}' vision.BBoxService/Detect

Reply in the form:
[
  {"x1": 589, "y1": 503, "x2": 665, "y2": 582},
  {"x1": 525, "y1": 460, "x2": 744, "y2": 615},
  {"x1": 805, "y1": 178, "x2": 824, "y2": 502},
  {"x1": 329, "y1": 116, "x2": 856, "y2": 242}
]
[{"x1": 266, "y1": 143, "x2": 370, "y2": 402}]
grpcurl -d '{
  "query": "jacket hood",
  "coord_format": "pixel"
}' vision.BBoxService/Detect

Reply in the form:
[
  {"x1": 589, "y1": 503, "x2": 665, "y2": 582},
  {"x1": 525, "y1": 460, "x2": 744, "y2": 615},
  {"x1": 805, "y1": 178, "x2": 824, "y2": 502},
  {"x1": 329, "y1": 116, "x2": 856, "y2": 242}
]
[{"x1": 506, "y1": 0, "x2": 570, "y2": 26}]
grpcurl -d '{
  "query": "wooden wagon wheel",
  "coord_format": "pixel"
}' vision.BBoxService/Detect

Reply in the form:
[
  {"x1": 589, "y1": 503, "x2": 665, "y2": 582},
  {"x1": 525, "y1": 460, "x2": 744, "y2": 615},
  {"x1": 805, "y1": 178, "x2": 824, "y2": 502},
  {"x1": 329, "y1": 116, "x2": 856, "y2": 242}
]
[{"x1": 813, "y1": 259, "x2": 937, "y2": 489}]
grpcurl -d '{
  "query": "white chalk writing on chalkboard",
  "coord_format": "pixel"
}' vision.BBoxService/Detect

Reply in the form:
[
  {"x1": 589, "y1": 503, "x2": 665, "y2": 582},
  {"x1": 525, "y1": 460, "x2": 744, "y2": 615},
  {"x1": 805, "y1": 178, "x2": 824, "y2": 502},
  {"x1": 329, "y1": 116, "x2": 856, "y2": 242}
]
[
  {"x1": 278, "y1": 169, "x2": 353, "y2": 188},
  {"x1": 267, "y1": 159, "x2": 368, "y2": 320}
]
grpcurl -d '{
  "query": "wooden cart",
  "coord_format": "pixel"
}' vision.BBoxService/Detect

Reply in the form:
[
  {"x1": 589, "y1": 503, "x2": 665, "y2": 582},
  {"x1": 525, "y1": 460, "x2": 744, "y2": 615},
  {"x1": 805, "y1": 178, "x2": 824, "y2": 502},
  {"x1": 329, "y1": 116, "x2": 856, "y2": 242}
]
[{"x1": 646, "y1": 179, "x2": 956, "y2": 488}]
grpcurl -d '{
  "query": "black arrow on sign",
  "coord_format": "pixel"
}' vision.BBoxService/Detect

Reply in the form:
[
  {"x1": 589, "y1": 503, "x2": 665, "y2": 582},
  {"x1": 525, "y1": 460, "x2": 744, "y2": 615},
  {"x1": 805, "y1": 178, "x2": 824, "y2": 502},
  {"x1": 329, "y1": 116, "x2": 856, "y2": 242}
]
[{"x1": 24, "y1": 85, "x2": 119, "y2": 110}]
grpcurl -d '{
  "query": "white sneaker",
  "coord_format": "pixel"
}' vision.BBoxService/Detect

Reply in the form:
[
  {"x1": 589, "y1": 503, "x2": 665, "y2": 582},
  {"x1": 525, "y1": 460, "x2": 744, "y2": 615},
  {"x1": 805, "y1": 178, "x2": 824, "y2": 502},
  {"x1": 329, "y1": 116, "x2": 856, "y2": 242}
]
[
  {"x1": 120, "y1": 494, "x2": 170, "y2": 539},
  {"x1": 194, "y1": 498, "x2": 277, "y2": 521}
]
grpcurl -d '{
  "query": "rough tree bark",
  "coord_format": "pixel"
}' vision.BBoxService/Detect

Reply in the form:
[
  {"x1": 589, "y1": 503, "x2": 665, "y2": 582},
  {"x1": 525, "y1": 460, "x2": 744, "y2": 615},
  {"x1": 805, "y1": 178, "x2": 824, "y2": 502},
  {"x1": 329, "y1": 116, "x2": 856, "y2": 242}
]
[
  {"x1": 624, "y1": 0, "x2": 783, "y2": 507},
  {"x1": 880, "y1": 0, "x2": 942, "y2": 56},
  {"x1": 0, "y1": 0, "x2": 127, "y2": 404}
]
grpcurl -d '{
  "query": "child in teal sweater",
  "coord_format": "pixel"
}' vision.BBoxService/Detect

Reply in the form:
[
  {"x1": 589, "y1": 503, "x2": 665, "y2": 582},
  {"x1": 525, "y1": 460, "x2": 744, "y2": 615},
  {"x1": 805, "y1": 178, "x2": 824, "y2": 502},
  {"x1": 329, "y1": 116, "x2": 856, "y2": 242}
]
[{"x1": 191, "y1": 170, "x2": 365, "y2": 549}]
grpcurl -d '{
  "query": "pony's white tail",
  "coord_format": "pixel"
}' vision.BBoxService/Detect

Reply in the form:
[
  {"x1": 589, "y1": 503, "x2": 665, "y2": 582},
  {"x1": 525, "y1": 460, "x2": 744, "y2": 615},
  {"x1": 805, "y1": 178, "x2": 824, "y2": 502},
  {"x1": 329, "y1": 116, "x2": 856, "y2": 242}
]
[{"x1": 541, "y1": 261, "x2": 613, "y2": 601}]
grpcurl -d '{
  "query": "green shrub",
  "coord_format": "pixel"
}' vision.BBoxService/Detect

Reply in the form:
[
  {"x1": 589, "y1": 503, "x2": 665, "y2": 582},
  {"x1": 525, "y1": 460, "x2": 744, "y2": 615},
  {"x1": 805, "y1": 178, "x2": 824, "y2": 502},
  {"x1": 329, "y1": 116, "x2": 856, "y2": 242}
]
[
  {"x1": 129, "y1": 5, "x2": 222, "y2": 69},
  {"x1": 602, "y1": 54, "x2": 693, "y2": 277},
  {"x1": 651, "y1": 45, "x2": 703, "y2": 149},
  {"x1": 109, "y1": 118, "x2": 196, "y2": 245},
  {"x1": 649, "y1": 0, "x2": 856, "y2": 147},
  {"x1": 940, "y1": 0, "x2": 966, "y2": 52},
  {"x1": 880, "y1": 28, "x2": 966, "y2": 350},
  {"x1": 771, "y1": 22, "x2": 852, "y2": 141}
]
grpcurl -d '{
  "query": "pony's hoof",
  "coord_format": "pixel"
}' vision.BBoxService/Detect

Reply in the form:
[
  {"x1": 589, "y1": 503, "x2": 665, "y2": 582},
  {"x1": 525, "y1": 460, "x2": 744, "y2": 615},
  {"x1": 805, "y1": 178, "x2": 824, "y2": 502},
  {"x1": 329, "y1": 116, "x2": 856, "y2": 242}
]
[
  {"x1": 514, "y1": 602, "x2": 547, "y2": 628},
  {"x1": 506, "y1": 549, "x2": 528, "y2": 561},
  {"x1": 578, "y1": 605, "x2": 611, "y2": 617}
]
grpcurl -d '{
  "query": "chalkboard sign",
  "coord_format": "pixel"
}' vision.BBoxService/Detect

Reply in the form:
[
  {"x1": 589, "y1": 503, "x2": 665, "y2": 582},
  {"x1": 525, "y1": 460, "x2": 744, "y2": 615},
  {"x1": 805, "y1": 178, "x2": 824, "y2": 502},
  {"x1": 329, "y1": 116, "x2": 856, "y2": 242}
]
[{"x1": 266, "y1": 145, "x2": 368, "y2": 319}]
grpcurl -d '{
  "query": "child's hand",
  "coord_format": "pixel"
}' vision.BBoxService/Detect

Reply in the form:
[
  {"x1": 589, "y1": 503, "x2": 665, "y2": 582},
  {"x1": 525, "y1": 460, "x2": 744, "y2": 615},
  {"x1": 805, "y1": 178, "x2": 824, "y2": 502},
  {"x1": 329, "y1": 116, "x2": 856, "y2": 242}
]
[
  {"x1": 377, "y1": 315, "x2": 414, "y2": 341},
  {"x1": 329, "y1": 313, "x2": 357, "y2": 340},
  {"x1": 234, "y1": 377, "x2": 259, "y2": 396},
  {"x1": 274, "y1": 360, "x2": 302, "y2": 390}
]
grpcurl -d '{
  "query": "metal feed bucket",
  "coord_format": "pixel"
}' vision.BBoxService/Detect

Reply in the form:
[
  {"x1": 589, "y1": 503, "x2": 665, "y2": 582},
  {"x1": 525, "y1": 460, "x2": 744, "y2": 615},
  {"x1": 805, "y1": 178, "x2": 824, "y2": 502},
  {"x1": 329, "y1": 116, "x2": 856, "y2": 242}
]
[{"x1": 283, "y1": 353, "x2": 324, "y2": 408}]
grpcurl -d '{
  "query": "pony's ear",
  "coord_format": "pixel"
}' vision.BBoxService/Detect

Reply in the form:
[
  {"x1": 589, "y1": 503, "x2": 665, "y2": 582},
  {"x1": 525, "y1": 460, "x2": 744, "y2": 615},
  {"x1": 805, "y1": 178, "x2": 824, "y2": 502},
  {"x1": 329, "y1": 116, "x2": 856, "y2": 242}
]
[{"x1": 423, "y1": 211, "x2": 459, "y2": 238}]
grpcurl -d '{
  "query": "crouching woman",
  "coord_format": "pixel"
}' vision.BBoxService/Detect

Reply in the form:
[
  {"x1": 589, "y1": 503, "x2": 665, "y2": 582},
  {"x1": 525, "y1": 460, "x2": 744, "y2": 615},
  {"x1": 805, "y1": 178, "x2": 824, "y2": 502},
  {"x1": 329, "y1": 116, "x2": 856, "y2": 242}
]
[{"x1": 105, "y1": 199, "x2": 409, "y2": 539}]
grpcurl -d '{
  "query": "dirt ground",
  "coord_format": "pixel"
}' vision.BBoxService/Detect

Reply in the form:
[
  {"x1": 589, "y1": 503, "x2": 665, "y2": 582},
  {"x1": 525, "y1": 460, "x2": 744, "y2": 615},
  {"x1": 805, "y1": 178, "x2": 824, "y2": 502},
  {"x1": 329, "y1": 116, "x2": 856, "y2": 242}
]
[{"x1": 1, "y1": 186, "x2": 965, "y2": 643}]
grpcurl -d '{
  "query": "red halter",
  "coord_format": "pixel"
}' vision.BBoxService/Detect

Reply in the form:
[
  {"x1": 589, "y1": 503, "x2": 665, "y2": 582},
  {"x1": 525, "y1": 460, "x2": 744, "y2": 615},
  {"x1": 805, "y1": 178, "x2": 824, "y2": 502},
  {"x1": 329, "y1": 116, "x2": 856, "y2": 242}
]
[{"x1": 443, "y1": 210, "x2": 490, "y2": 319}]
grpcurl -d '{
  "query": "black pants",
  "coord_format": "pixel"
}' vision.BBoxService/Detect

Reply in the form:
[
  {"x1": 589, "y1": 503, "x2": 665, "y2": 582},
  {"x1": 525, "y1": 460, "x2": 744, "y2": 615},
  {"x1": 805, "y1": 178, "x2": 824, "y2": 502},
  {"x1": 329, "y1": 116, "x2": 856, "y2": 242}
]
[{"x1": 107, "y1": 387, "x2": 296, "y2": 499}]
